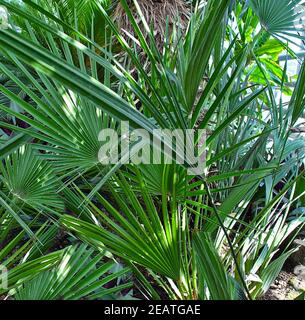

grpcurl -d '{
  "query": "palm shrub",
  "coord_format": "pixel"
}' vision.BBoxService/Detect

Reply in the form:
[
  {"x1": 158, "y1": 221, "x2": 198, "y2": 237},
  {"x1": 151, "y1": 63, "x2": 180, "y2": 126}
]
[{"x1": 0, "y1": 0, "x2": 304, "y2": 300}]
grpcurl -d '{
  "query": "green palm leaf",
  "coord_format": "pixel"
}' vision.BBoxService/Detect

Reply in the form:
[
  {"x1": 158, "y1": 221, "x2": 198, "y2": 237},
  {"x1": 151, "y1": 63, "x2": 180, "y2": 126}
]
[
  {"x1": 12, "y1": 244, "x2": 132, "y2": 300},
  {"x1": 250, "y1": 0, "x2": 305, "y2": 45},
  {"x1": 193, "y1": 232, "x2": 244, "y2": 300},
  {"x1": 0, "y1": 145, "x2": 63, "y2": 210}
]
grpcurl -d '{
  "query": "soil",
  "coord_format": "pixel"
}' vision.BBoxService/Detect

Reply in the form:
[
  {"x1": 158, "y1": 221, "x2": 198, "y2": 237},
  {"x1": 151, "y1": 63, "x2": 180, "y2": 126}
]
[
  {"x1": 262, "y1": 247, "x2": 305, "y2": 300},
  {"x1": 261, "y1": 271, "x2": 297, "y2": 300}
]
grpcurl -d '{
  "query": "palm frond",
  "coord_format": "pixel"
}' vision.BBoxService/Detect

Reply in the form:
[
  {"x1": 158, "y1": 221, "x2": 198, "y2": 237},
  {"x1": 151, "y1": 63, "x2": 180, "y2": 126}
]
[
  {"x1": 12, "y1": 244, "x2": 132, "y2": 300},
  {"x1": 0, "y1": 145, "x2": 63, "y2": 210},
  {"x1": 250, "y1": 0, "x2": 305, "y2": 46}
]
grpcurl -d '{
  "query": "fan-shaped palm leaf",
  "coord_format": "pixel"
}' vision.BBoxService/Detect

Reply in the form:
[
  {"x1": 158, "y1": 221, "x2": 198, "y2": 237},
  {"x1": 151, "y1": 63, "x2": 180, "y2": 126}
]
[
  {"x1": 12, "y1": 243, "x2": 132, "y2": 300},
  {"x1": 0, "y1": 145, "x2": 63, "y2": 210},
  {"x1": 250, "y1": 0, "x2": 305, "y2": 46}
]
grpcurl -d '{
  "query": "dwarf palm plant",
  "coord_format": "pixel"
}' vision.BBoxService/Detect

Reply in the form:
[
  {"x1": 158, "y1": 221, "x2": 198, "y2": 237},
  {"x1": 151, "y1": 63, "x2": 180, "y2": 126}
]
[{"x1": 0, "y1": 0, "x2": 304, "y2": 300}]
